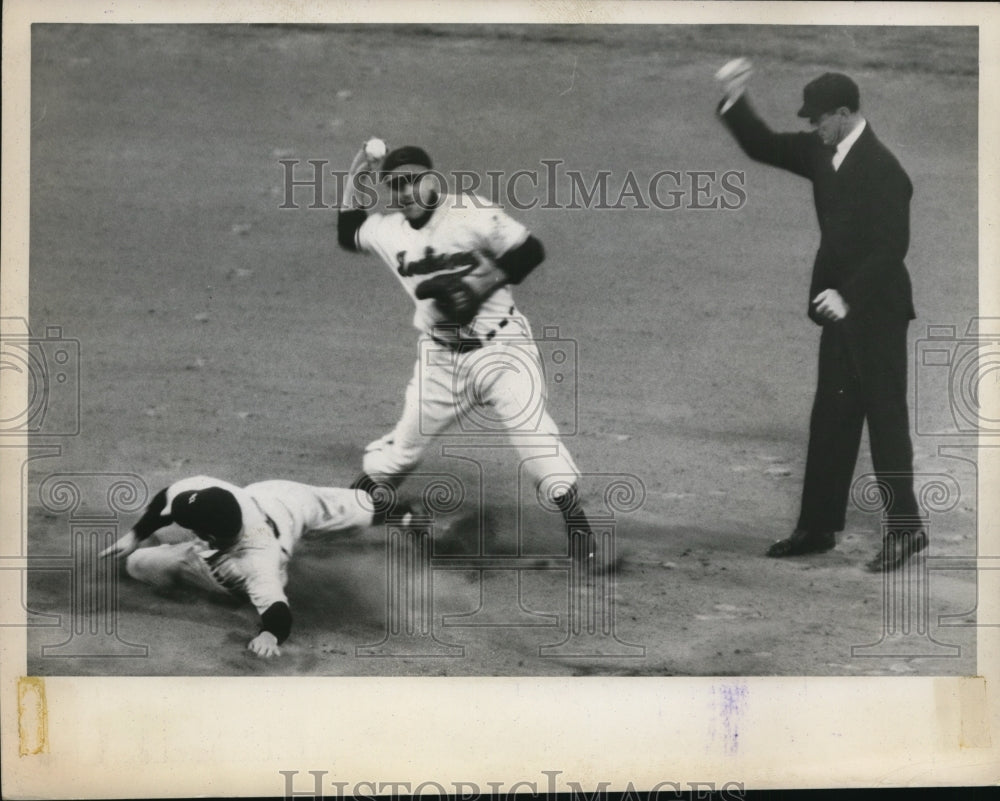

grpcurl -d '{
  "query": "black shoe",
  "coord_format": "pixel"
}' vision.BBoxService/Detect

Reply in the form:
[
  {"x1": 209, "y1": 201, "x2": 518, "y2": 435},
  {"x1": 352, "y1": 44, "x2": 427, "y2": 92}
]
[
  {"x1": 865, "y1": 530, "x2": 927, "y2": 573},
  {"x1": 766, "y1": 529, "x2": 836, "y2": 558}
]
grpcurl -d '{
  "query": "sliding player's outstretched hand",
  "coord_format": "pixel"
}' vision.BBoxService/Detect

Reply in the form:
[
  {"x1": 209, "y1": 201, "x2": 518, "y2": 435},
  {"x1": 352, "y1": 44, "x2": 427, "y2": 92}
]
[
  {"x1": 99, "y1": 529, "x2": 140, "y2": 561},
  {"x1": 248, "y1": 631, "x2": 282, "y2": 658}
]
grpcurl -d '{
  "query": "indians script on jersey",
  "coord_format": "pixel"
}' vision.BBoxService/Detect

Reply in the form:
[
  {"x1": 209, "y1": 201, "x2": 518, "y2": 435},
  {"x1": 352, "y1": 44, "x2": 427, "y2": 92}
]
[{"x1": 357, "y1": 193, "x2": 529, "y2": 335}]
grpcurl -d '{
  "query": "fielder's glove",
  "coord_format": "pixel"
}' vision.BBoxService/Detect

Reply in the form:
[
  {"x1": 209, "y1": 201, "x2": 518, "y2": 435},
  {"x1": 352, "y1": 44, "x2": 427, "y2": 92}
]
[{"x1": 414, "y1": 272, "x2": 480, "y2": 326}]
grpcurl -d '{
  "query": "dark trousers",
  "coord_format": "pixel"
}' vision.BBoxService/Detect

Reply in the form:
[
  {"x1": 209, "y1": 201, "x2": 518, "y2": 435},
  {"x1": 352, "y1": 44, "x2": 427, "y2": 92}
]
[{"x1": 796, "y1": 318, "x2": 920, "y2": 533}]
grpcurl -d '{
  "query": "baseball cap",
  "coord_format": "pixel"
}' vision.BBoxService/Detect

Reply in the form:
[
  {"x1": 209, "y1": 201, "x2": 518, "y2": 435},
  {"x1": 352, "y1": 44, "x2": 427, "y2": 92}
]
[
  {"x1": 171, "y1": 487, "x2": 242, "y2": 546},
  {"x1": 380, "y1": 145, "x2": 432, "y2": 180},
  {"x1": 797, "y1": 72, "x2": 860, "y2": 119}
]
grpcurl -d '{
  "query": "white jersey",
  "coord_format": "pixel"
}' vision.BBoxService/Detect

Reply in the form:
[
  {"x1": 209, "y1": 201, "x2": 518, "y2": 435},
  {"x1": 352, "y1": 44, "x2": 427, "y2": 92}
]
[
  {"x1": 160, "y1": 476, "x2": 370, "y2": 615},
  {"x1": 356, "y1": 192, "x2": 530, "y2": 338}
]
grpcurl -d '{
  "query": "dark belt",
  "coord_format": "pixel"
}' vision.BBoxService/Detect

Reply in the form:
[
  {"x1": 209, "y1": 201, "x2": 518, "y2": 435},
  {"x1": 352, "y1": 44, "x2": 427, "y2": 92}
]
[
  {"x1": 431, "y1": 334, "x2": 483, "y2": 353},
  {"x1": 431, "y1": 308, "x2": 514, "y2": 353}
]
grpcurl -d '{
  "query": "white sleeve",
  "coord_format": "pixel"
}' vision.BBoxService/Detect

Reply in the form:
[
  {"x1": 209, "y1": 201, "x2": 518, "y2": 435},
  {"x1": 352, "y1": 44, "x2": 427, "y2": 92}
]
[
  {"x1": 355, "y1": 212, "x2": 386, "y2": 254},
  {"x1": 240, "y1": 549, "x2": 288, "y2": 615},
  {"x1": 475, "y1": 205, "x2": 529, "y2": 258}
]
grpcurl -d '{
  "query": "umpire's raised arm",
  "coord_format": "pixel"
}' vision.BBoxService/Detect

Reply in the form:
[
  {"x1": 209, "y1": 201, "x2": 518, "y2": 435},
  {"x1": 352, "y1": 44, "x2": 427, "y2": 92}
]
[{"x1": 715, "y1": 60, "x2": 817, "y2": 180}]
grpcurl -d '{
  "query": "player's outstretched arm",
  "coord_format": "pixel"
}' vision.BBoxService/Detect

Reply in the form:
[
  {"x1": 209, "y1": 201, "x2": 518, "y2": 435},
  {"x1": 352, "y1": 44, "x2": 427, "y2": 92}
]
[
  {"x1": 247, "y1": 600, "x2": 292, "y2": 658},
  {"x1": 99, "y1": 487, "x2": 171, "y2": 560},
  {"x1": 99, "y1": 529, "x2": 141, "y2": 560}
]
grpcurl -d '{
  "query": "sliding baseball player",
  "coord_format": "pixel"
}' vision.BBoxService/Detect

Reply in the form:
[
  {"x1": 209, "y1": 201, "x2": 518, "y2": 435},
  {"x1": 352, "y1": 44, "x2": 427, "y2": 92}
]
[{"x1": 100, "y1": 475, "x2": 401, "y2": 657}]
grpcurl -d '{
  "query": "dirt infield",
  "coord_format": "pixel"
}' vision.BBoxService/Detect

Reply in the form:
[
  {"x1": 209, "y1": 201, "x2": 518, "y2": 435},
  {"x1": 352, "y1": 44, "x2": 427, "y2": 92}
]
[{"x1": 24, "y1": 24, "x2": 978, "y2": 676}]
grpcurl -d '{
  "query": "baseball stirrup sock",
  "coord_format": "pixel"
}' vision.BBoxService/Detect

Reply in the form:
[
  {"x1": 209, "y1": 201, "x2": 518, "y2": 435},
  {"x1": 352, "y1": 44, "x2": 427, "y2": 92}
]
[
  {"x1": 555, "y1": 488, "x2": 597, "y2": 563},
  {"x1": 554, "y1": 486, "x2": 593, "y2": 534}
]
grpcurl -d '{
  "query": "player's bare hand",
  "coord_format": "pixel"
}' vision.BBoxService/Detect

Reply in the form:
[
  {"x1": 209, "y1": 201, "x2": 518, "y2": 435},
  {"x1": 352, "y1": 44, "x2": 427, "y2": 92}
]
[
  {"x1": 812, "y1": 288, "x2": 849, "y2": 321},
  {"x1": 715, "y1": 58, "x2": 753, "y2": 100},
  {"x1": 99, "y1": 529, "x2": 139, "y2": 561},
  {"x1": 248, "y1": 631, "x2": 281, "y2": 658},
  {"x1": 349, "y1": 138, "x2": 388, "y2": 175}
]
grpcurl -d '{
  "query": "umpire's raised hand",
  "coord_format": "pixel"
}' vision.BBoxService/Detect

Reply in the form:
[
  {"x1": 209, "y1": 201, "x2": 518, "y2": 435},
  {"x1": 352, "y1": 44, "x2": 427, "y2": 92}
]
[{"x1": 715, "y1": 57, "x2": 753, "y2": 107}]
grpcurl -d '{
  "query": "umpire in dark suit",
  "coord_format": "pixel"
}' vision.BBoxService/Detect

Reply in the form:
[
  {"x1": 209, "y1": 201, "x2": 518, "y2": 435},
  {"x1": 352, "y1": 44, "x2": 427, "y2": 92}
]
[{"x1": 715, "y1": 64, "x2": 925, "y2": 572}]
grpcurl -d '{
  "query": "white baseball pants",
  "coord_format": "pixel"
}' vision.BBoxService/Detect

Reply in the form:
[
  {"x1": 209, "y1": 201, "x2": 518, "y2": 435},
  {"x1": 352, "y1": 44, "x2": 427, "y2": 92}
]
[{"x1": 362, "y1": 321, "x2": 580, "y2": 502}]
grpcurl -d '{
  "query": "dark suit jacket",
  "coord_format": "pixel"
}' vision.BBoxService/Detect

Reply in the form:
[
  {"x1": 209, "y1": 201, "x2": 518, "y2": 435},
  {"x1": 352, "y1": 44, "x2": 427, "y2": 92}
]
[{"x1": 720, "y1": 95, "x2": 916, "y2": 325}]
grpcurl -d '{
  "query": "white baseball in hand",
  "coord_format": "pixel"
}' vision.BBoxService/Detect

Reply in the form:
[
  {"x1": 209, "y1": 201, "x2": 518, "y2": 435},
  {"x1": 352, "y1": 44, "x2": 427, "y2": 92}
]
[
  {"x1": 715, "y1": 57, "x2": 753, "y2": 83},
  {"x1": 364, "y1": 137, "x2": 387, "y2": 161}
]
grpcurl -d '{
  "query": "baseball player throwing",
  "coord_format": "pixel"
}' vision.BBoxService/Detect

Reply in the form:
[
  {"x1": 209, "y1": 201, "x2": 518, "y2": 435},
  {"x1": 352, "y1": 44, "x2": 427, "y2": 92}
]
[
  {"x1": 337, "y1": 142, "x2": 600, "y2": 564},
  {"x1": 100, "y1": 475, "x2": 391, "y2": 657}
]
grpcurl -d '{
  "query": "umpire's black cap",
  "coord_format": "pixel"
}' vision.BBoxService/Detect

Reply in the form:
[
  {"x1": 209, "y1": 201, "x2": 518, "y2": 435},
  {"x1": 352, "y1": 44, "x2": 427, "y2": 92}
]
[
  {"x1": 171, "y1": 487, "x2": 242, "y2": 546},
  {"x1": 797, "y1": 72, "x2": 860, "y2": 119},
  {"x1": 380, "y1": 145, "x2": 432, "y2": 180}
]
